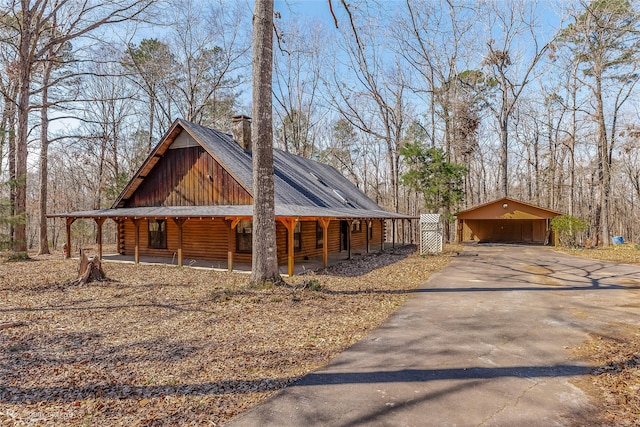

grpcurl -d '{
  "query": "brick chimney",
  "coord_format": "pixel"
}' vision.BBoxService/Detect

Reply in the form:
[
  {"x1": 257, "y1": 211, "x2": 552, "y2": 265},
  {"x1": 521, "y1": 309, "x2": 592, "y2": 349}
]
[{"x1": 231, "y1": 115, "x2": 252, "y2": 151}]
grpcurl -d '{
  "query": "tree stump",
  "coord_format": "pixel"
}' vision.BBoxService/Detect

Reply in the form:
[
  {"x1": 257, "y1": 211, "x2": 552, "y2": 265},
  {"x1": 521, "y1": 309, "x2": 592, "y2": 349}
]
[{"x1": 72, "y1": 250, "x2": 106, "y2": 285}]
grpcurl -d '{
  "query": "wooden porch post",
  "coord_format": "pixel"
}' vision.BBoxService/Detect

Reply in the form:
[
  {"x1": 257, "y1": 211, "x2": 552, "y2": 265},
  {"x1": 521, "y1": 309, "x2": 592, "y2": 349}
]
[
  {"x1": 173, "y1": 218, "x2": 186, "y2": 267},
  {"x1": 346, "y1": 220, "x2": 353, "y2": 260},
  {"x1": 132, "y1": 219, "x2": 140, "y2": 264},
  {"x1": 320, "y1": 218, "x2": 330, "y2": 268},
  {"x1": 115, "y1": 219, "x2": 123, "y2": 254},
  {"x1": 227, "y1": 219, "x2": 241, "y2": 272},
  {"x1": 279, "y1": 218, "x2": 297, "y2": 276},
  {"x1": 365, "y1": 220, "x2": 370, "y2": 253},
  {"x1": 402, "y1": 219, "x2": 405, "y2": 245},
  {"x1": 65, "y1": 218, "x2": 75, "y2": 259},
  {"x1": 392, "y1": 219, "x2": 396, "y2": 249},
  {"x1": 95, "y1": 218, "x2": 105, "y2": 260}
]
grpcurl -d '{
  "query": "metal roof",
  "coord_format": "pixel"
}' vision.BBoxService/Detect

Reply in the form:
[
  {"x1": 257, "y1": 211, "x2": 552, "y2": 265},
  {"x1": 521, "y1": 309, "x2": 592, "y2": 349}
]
[
  {"x1": 180, "y1": 120, "x2": 383, "y2": 210},
  {"x1": 456, "y1": 197, "x2": 563, "y2": 218},
  {"x1": 49, "y1": 205, "x2": 412, "y2": 220},
  {"x1": 53, "y1": 119, "x2": 413, "y2": 220}
]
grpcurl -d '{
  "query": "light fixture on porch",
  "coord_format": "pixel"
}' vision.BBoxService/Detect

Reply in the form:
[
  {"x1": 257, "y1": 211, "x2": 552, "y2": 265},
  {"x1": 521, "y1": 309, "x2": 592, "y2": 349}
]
[{"x1": 502, "y1": 203, "x2": 508, "y2": 209}]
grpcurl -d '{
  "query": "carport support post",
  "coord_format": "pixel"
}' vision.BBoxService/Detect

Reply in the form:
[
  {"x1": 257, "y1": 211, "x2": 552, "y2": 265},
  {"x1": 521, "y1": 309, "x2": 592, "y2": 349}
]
[
  {"x1": 65, "y1": 218, "x2": 75, "y2": 259},
  {"x1": 95, "y1": 218, "x2": 105, "y2": 260},
  {"x1": 173, "y1": 218, "x2": 186, "y2": 267},
  {"x1": 132, "y1": 218, "x2": 140, "y2": 264}
]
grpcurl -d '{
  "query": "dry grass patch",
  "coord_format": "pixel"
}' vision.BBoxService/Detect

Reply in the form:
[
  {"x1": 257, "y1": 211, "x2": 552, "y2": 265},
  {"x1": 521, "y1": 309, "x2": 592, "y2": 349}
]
[
  {"x1": 0, "y1": 245, "x2": 455, "y2": 426},
  {"x1": 557, "y1": 243, "x2": 640, "y2": 265}
]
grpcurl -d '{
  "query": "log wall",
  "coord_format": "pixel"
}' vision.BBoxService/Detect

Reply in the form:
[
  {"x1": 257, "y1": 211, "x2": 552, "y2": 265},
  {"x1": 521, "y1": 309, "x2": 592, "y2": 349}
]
[{"x1": 118, "y1": 218, "x2": 385, "y2": 265}]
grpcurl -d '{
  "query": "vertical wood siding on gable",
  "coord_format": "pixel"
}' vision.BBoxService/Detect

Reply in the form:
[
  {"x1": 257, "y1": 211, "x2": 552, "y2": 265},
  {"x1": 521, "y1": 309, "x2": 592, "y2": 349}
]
[{"x1": 126, "y1": 146, "x2": 252, "y2": 207}]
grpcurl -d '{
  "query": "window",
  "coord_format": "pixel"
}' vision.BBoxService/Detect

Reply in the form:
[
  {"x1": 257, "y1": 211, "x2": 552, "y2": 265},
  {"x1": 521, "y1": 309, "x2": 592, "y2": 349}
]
[
  {"x1": 316, "y1": 221, "x2": 323, "y2": 249},
  {"x1": 236, "y1": 220, "x2": 252, "y2": 253},
  {"x1": 368, "y1": 221, "x2": 373, "y2": 239},
  {"x1": 294, "y1": 222, "x2": 302, "y2": 251},
  {"x1": 285, "y1": 221, "x2": 303, "y2": 252},
  {"x1": 148, "y1": 219, "x2": 167, "y2": 249},
  {"x1": 351, "y1": 220, "x2": 362, "y2": 233}
]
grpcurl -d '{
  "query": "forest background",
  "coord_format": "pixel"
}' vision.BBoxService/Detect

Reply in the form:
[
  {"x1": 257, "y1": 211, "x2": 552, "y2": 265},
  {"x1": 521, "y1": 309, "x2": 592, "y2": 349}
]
[{"x1": 1, "y1": 0, "x2": 639, "y2": 255}]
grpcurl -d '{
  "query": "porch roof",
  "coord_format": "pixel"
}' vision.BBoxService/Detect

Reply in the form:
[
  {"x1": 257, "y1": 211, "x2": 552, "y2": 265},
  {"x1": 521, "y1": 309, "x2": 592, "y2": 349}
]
[{"x1": 48, "y1": 205, "x2": 415, "y2": 220}]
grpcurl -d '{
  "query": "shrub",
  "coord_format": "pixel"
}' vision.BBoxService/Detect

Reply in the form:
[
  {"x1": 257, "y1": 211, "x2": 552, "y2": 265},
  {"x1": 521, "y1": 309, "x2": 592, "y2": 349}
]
[
  {"x1": 6, "y1": 251, "x2": 29, "y2": 262},
  {"x1": 551, "y1": 215, "x2": 588, "y2": 248}
]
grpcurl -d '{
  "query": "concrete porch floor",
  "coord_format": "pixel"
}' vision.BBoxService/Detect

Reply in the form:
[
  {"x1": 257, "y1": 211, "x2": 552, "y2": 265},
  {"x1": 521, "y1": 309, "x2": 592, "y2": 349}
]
[{"x1": 95, "y1": 242, "x2": 403, "y2": 276}]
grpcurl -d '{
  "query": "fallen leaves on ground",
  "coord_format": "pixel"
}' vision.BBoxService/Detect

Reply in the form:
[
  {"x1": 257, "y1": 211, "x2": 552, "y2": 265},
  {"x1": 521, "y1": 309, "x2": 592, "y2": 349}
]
[
  {"x1": 0, "y1": 245, "x2": 455, "y2": 426},
  {"x1": 572, "y1": 325, "x2": 640, "y2": 427},
  {"x1": 556, "y1": 243, "x2": 640, "y2": 265},
  {"x1": 559, "y1": 244, "x2": 640, "y2": 426}
]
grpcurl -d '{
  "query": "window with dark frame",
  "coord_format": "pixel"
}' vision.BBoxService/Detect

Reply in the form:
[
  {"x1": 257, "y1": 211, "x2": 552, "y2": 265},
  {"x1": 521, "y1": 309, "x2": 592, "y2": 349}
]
[
  {"x1": 236, "y1": 219, "x2": 252, "y2": 253},
  {"x1": 293, "y1": 221, "x2": 302, "y2": 251},
  {"x1": 351, "y1": 220, "x2": 362, "y2": 233},
  {"x1": 368, "y1": 221, "x2": 373, "y2": 239},
  {"x1": 284, "y1": 222, "x2": 303, "y2": 252},
  {"x1": 148, "y1": 219, "x2": 167, "y2": 249},
  {"x1": 316, "y1": 221, "x2": 323, "y2": 249}
]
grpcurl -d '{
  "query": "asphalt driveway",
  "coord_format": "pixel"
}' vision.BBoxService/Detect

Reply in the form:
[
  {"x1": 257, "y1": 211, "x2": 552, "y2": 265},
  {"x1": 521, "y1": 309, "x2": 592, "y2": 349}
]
[{"x1": 228, "y1": 245, "x2": 640, "y2": 426}]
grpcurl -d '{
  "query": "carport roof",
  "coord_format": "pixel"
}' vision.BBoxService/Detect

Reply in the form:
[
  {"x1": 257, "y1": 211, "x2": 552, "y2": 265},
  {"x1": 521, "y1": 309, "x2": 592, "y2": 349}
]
[{"x1": 456, "y1": 197, "x2": 563, "y2": 220}]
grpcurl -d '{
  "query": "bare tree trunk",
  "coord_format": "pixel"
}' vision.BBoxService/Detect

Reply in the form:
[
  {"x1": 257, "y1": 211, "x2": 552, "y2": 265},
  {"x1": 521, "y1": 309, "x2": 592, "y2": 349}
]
[
  {"x1": 8, "y1": 105, "x2": 16, "y2": 246},
  {"x1": 14, "y1": 2, "x2": 34, "y2": 254},
  {"x1": 595, "y1": 73, "x2": 610, "y2": 247},
  {"x1": 250, "y1": 0, "x2": 281, "y2": 286},
  {"x1": 148, "y1": 95, "x2": 155, "y2": 151},
  {"x1": 499, "y1": 117, "x2": 508, "y2": 197},
  {"x1": 569, "y1": 72, "x2": 577, "y2": 217},
  {"x1": 38, "y1": 76, "x2": 51, "y2": 255},
  {"x1": 0, "y1": 98, "x2": 8, "y2": 177},
  {"x1": 1, "y1": 86, "x2": 17, "y2": 246},
  {"x1": 38, "y1": 35, "x2": 59, "y2": 256}
]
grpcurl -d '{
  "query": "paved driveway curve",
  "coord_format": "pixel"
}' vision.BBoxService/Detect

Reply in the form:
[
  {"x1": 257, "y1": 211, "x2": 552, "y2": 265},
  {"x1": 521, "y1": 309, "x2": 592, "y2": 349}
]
[{"x1": 228, "y1": 245, "x2": 640, "y2": 426}]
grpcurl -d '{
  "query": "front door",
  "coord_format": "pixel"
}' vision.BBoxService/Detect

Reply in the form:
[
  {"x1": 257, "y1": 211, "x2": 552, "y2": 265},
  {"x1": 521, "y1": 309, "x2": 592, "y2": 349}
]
[{"x1": 340, "y1": 220, "x2": 349, "y2": 251}]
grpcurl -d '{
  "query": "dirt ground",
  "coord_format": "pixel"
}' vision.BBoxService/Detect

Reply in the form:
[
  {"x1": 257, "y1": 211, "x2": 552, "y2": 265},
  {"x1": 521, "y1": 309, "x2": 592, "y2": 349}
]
[
  {"x1": 0, "y1": 245, "x2": 454, "y2": 426},
  {"x1": 1, "y1": 244, "x2": 638, "y2": 426}
]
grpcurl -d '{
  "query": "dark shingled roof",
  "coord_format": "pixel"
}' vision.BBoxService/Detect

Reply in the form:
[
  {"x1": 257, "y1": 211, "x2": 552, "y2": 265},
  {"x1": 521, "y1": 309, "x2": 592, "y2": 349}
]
[{"x1": 52, "y1": 119, "x2": 411, "y2": 220}]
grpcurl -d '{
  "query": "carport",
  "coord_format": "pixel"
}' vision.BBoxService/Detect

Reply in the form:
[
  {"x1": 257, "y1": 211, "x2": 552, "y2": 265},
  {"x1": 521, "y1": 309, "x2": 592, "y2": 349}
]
[{"x1": 456, "y1": 197, "x2": 561, "y2": 245}]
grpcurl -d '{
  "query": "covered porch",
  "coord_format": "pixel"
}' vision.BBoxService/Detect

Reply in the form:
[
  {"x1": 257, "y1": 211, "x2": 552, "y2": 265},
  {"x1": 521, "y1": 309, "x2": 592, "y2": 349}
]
[
  {"x1": 50, "y1": 205, "x2": 415, "y2": 277},
  {"x1": 75, "y1": 241, "x2": 403, "y2": 276}
]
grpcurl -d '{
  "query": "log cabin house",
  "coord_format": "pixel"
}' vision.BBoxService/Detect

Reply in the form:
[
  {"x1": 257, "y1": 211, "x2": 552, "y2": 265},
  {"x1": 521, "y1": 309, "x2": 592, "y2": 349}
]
[{"x1": 51, "y1": 117, "x2": 413, "y2": 275}]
